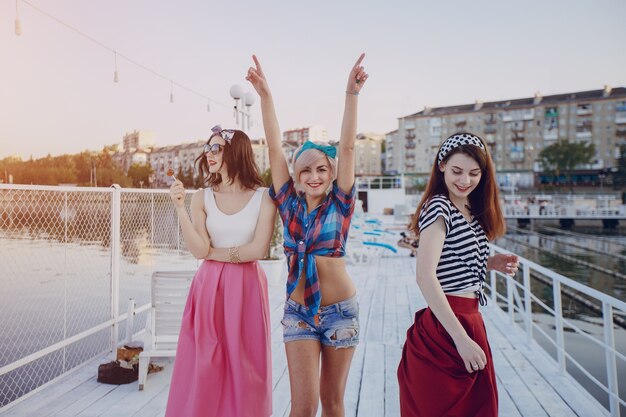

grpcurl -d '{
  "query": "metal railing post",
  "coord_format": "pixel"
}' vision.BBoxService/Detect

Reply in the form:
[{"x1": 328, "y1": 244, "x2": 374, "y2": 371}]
[
  {"x1": 553, "y1": 280, "x2": 566, "y2": 374},
  {"x1": 110, "y1": 185, "x2": 121, "y2": 349},
  {"x1": 490, "y1": 246, "x2": 497, "y2": 303},
  {"x1": 507, "y1": 275, "x2": 514, "y2": 324},
  {"x1": 125, "y1": 298, "x2": 136, "y2": 345},
  {"x1": 63, "y1": 191, "x2": 68, "y2": 372},
  {"x1": 602, "y1": 302, "x2": 619, "y2": 417},
  {"x1": 523, "y1": 263, "x2": 532, "y2": 344},
  {"x1": 151, "y1": 194, "x2": 155, "y2": 246}
]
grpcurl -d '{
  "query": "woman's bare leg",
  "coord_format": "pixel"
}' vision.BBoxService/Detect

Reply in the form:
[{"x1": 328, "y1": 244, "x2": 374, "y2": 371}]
[
  {"x1": 286, "y1": 340, "x2": 322, "y2": 417},
  {"x1": 319, "y1": 346, "x2": 356, "y2": 417}
]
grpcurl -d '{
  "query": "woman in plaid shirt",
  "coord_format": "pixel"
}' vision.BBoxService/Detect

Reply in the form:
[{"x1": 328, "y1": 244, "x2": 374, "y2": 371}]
[{"x1": 247, "y1": 53, "x2": 368, "y2": 417}]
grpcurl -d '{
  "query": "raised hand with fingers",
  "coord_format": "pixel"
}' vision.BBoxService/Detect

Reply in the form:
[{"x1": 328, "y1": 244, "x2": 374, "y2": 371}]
[
  {"x1": 346, "y1": 53, "x2": 369, "y2": 95},
  {"x1": 169, "y1": 179, "x2": 185, "y2": 209},
  {"x1": 246, "y1": 55, "x2": 270, "y2": 97}
]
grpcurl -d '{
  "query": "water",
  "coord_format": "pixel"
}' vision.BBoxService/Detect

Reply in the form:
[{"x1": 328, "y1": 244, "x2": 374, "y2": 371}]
[
  {"x1": 496, "y1": 221, "x2": 626, "y2": 412},
  {"x1": 0, "y1": 237, "x2": 197, "y2": 407}
]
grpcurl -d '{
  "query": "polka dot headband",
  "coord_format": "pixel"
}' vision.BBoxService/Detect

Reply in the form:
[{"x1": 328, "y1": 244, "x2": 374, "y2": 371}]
[{"x1": 437, "y1": 133, "x2": 486, "y2": 164}]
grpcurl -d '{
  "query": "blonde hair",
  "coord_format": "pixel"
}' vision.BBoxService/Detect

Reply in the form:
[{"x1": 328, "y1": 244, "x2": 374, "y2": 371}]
[{"x1": 292, "y1": 147, "x2": 337, "y2": 192}]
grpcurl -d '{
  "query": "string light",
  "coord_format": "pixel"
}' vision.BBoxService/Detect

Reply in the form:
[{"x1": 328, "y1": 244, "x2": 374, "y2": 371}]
[
  {"x1": 207, "y1": 100, "x2": 211, "y2": 112},
  {"x1": 113, "y1": 52, "x2": 119, "y2": 83},
  {"x1": 15, "y1": 0, "x2": 22, "y2": 36},
  {"x1": 18, "y1": 0, "x2": 236, "y2": 113}
]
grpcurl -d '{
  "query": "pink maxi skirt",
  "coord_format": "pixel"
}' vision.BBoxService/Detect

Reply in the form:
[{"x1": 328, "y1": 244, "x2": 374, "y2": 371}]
[{"x1": 165, "y1": 260, "x2": 272, "y2": 417}]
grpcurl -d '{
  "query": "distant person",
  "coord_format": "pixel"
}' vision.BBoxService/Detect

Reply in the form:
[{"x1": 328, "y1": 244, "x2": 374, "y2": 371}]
[
  {"x1": 246, "y1": 53, "x2": 368, "y2": 417},
  {"x1": 398, "y1": 133, "x2": 519, "y2": 417},
  {"x1": 398, "y1": 231, "x2": 418, "y2": 257},
  {"x1": 165, "y1": 125, "x2": 276, "y2": 417}
]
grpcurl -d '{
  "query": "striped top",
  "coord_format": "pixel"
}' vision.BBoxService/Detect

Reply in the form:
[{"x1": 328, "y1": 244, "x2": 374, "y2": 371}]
[
  {"x1": 269, "y1": 178, "x2": 355, "y2": 317},
  {"x1": 418, "y1": 194, "x2": 489, "y2": 296}
]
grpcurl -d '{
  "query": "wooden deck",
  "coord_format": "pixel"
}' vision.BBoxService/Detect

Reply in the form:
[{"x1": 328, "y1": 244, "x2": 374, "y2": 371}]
[{"x1": 1, "y1": 254, "x2": 609, "y2": 417}]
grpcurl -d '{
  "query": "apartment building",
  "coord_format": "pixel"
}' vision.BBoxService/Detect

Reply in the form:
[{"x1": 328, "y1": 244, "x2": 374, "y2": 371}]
[
  {"x1": 114, "y1": 134, "x2": 271, "y2": 187},
  {"x1": 387, "y1": 86, "x2": 626, "y2": 186},
  {"x1": 355, "y1": 133, "x2": 384, "y2": 176}
]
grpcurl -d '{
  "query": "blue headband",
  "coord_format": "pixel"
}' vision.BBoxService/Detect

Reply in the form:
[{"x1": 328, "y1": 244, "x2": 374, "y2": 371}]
[{"x1": 295, "y1": 141, "x2": 337, "y2": 161}]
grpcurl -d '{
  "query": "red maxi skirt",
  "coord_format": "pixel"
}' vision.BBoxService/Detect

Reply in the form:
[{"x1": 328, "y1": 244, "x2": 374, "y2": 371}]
[{"x1": 397, "y1": 295, "x2": 498, "y2": 417}]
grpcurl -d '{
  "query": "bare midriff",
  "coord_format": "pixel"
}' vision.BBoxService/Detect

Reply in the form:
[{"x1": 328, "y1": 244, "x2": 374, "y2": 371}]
[
  {"x1": 288, "y1": 256, "x2": 356, "y2": 307},
  {"x1": 447, "y1": 292, "x2": 479, "y2": 299}
]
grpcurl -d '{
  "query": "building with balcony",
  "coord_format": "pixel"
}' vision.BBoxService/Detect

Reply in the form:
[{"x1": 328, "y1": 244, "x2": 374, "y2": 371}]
[
  {"x1": 122, "y1": 130, "x2": 154, "y2": 152},
  {"x1": 282, "y1": 125, "x2": 328, "y2": 147},
  {"x1": 147, "y1": 141, "x2": 204, "y2": 187},
  {"x1": 113, "y1": 133, "x2": 274, "y2": 187},
  {"x1": 251, "y1": 138, "x2": 270, "y2": 174},
  {"x1": 391, "y1": 86, "x2": 626, "y2": 186},
  {"x1": 384, "y1": 130, "x2": 400, "y2": 174},
  {"x1": 355, "y1": 133, "x2": 384, "y2": 176}
]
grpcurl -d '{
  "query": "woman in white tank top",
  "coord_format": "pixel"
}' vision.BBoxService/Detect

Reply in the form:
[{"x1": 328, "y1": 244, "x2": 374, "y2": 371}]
[{"x1": 165, "y1": 125, "x2": 276, "y2": 417}]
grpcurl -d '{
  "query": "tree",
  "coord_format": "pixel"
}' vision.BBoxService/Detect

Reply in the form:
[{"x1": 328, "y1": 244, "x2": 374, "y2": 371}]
[
  {"x1": 177, "y1": 166, "x2": 195, "y2": 188},
  {"x1": 128, "y1": 163, "x2": 154, "y2": 188},
  {"x1": 539, "y1": 140, "x2": 596, "y2": 185},
  {"x1": 260, "y1": 168, "x2": 283, "y2": 259},
  {"x1": 0, "y1": 148, "x2": 130, "y2": 186}
]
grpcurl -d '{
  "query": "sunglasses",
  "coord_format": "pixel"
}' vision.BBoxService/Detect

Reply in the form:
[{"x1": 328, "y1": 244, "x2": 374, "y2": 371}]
[
  {"x1": 209, "y1": 126, "x2": 236, "y2": 142},
  {"x1": 203, "y1": 143, "x2": 224, "y2": 155}
]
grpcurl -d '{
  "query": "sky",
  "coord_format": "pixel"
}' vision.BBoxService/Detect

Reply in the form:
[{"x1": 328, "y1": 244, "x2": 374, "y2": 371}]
[{"x1": 1, "y1": 0, "x2": 625, "y2": 159}]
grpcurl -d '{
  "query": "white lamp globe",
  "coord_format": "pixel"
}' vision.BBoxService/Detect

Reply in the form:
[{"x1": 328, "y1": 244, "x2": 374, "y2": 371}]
[
  {"x1": 244, "y1": 92, "x2": 256, "y2": 107},
  {"x1": 229, "y1": 84, "x2": 244, "y2": 100}
]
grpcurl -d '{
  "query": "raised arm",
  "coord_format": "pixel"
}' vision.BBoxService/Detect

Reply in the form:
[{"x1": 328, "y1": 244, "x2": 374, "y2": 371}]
[
  {"x1": 415, "y1": 218, "x2": 488, "y2": 374},
  {"x1": 169, "y1": 182, "x2": 211, "y2": 259},
  {"x1": 246, "y1": 55, "x2": 290, "y2": 190},
  {"x1": 337, "y1": 53, "x2": 369, "y2": 193},
  {"x1": 205, "y1": 191, "x2": 276, "y2": 263}
]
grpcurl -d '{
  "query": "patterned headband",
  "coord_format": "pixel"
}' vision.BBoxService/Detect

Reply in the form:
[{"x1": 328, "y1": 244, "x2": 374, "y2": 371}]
[
  {"x1": 437, "y1": 133, "x2": 486, "y2": 163},
  {"x1": 209, "y1": 125, "x2": 236, "y2": 143}
]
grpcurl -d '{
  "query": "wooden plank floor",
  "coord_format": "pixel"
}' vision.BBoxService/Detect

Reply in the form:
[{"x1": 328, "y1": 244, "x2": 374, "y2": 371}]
[{"x1": 1, "y1": 254, "x2": 609, "y2": 417}]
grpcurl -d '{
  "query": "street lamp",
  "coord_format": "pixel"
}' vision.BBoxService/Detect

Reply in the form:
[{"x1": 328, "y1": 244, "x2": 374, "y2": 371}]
[{"x1": 230, "y1": 84, "x2": 256, "y2": 131}]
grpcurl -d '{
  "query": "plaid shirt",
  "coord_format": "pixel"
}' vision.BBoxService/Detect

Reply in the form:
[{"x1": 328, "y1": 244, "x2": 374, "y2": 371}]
[{"x1": 269, "y1": 178, "x2": 355, "y2": 317}]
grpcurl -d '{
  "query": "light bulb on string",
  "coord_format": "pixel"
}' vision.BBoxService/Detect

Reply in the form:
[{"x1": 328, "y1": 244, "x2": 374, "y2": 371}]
[
  {"x1": 15, "y1": 0, "x2": 22, "y2": 36},
  {"x1": 207, "y1": 101, "x2": 210, "y2": 112},
  {"x1": 170, "y1": 80, "x2": 174, "y2": 103},
  {"x1": 113, "y1": 52, "x2": 119, "y2": 83}
]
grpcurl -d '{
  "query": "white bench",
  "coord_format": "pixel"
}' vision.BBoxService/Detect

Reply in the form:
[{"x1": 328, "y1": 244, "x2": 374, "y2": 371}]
[{"x1": 138, "y1": 270, "x2": 194, "y2": 390}]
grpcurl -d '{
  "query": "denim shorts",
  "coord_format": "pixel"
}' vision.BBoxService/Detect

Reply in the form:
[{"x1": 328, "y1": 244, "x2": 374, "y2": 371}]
[{"x1": 281, "y1": 295, "x2": 360, "y2": 348}]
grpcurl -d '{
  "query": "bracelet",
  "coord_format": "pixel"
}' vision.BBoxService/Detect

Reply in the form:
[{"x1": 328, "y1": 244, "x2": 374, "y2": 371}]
[
  {"x1": 345, "y1": 90, "x2": 359, "y2": 96},
  {"x1": 228, "y1": 246, "x2": 241, "y2": 264}
]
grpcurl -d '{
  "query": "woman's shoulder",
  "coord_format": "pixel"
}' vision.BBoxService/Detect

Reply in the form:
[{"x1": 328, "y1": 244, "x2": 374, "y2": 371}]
[
  {"x1": 191, "y1": 187, "x2": 208, "y2": 198},
  {"x1": 425, "y1": 194, "x2": 451, "y2": 210}
]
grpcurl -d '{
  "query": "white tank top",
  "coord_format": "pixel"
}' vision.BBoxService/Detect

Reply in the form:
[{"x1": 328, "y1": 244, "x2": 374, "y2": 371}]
[{"x1": 204, "y1": 187, "x2": 266, "y2": 248}]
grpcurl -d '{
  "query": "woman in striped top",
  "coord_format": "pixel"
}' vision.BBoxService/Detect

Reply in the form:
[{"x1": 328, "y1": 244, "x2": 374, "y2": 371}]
[{"x1": 397, "y1": 133, "x2": 519, "y2": 417}]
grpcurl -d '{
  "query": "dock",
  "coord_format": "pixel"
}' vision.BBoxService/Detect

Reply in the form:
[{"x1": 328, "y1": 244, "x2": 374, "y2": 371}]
[{"x1": 0, "y1": 254, "x2": 608, "y2": 417}]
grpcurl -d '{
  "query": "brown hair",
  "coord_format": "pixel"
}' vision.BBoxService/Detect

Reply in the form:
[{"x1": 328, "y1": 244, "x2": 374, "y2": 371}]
[
  {"x1": 410, "y1": 133, "x2": 505, "y2": 241},
  {"x1": 195, "y1": 130, "x2": 264, "y2": 190}
]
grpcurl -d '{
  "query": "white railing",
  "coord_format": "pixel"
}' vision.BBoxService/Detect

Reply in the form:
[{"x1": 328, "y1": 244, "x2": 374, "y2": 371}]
[
  {"x1": 488, "y1": 244, "x2": 626, "y2": 417},
  {"x1": 0, "y1": 184, "x2": 197, "y2": 410},
  {"x1": 504, "y1": 204, "x2": 626, "y2": 219},
  {"x1": 356, "y1": 175, "x2": 404, "y2": 190}
]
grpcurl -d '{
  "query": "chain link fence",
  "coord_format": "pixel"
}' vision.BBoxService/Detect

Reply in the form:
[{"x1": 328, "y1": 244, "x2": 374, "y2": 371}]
[{"x1": 0, "y1": 185, "x2": 196, "y2": 408}]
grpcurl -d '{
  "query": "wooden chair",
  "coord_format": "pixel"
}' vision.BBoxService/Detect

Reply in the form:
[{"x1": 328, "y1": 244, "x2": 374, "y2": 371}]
[{"x1": 138, "y1": 270, "x2": 194, "y2": 390}]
